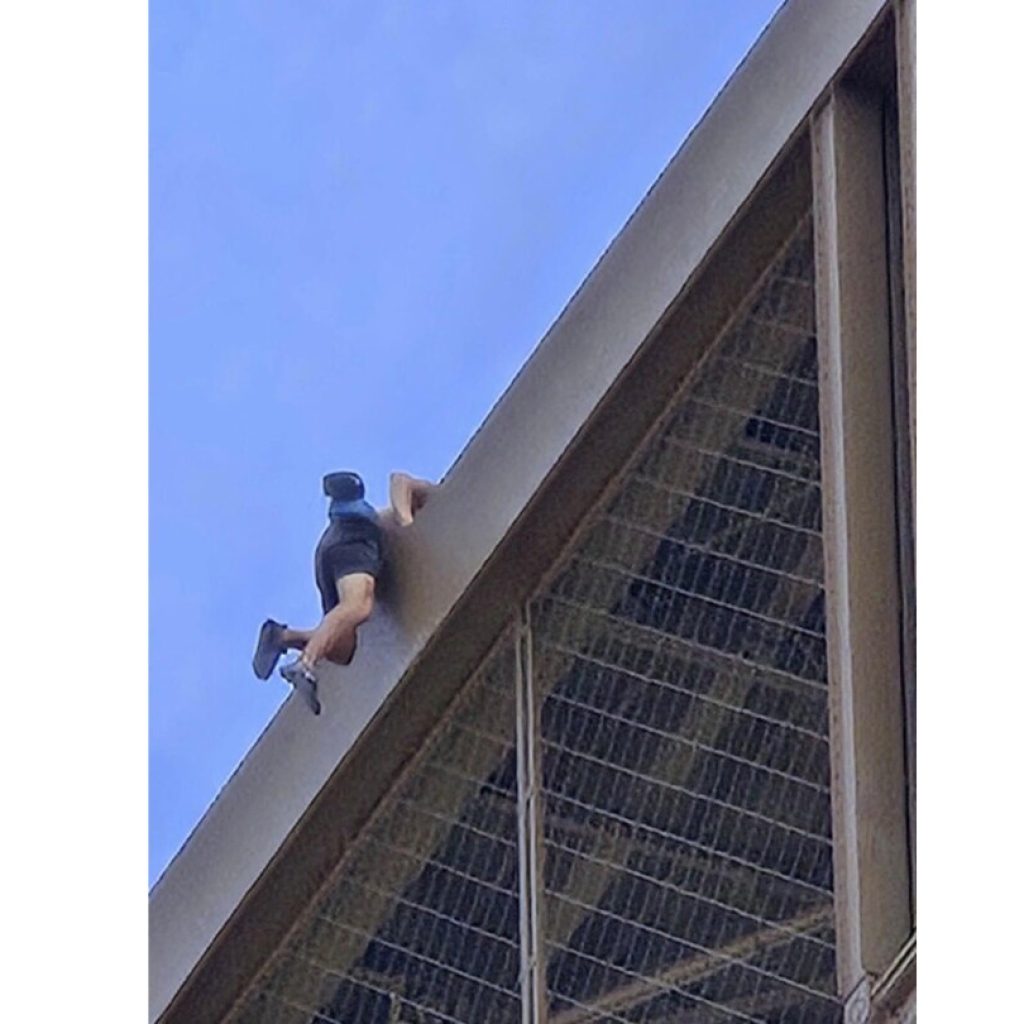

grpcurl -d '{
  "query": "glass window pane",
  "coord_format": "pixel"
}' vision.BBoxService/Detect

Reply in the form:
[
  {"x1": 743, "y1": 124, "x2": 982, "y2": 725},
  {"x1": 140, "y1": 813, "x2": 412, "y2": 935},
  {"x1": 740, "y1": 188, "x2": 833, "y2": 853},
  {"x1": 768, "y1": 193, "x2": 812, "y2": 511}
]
[
  {"x1": 230, "y1": 641, "x2": 521, "y2": 1024},
  {"x1": 533, "y1": 215, "x2": 841, "y2": 1024}
]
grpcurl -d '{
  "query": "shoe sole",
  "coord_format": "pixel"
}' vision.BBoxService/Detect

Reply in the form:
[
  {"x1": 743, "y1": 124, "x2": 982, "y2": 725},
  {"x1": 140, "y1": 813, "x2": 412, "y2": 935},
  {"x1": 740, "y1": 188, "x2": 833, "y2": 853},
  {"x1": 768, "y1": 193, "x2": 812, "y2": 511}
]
[{"x1": 253, "y1": 620, "x2": 283, "y2": 680}]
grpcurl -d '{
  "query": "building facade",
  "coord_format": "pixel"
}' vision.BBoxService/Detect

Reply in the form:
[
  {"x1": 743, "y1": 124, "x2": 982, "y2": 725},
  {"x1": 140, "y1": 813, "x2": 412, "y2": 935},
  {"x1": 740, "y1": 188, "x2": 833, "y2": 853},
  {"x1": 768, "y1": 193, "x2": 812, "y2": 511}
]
[{"x1": 150, "y1": 2, "x2": 915, "y2": 1022}]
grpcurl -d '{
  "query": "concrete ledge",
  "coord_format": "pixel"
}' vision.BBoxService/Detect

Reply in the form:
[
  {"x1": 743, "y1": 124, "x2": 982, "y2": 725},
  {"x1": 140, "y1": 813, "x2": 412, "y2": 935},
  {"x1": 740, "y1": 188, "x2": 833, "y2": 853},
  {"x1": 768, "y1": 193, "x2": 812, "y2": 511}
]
[{"x1": 149, "y1": 1, "x2": 888, "y2": 1020}]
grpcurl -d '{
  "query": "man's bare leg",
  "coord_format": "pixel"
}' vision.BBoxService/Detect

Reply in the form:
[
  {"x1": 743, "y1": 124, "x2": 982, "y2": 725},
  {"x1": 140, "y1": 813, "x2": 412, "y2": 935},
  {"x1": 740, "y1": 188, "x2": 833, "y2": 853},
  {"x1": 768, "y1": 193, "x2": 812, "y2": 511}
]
[
  {"x1": 279, "y1": 575, "x2": 375, "y2": 715},
  {"x1": 280, "y1": 627, "x2": 313, "y2": 651},
  {"x1": 300, "y1": 572, "x2": 376, "y2": 670}
]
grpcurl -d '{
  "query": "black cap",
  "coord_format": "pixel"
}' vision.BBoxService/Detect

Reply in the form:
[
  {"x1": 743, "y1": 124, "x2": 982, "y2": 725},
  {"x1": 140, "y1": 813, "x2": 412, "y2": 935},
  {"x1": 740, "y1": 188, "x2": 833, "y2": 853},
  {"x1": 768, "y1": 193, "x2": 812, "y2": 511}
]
[{"x1": 323, "y1": 471, "x2": 365, "y2": 500}]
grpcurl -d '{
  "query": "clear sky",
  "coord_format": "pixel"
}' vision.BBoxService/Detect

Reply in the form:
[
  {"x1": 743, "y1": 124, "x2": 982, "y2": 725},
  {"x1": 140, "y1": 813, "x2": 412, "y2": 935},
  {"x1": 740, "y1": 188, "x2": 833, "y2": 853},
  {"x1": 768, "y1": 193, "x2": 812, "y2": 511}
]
[{"x1": 150, "y1": 0, "x2": 785, "y2": 885}]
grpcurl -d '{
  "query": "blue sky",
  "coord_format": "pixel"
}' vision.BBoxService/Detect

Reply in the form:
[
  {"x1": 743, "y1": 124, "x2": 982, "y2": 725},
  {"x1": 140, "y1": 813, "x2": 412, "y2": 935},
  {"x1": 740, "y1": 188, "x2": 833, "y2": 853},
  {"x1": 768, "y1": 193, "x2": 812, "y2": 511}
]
[{"x1": 150, "y1": 0, "x2": 785, "y2": 885}]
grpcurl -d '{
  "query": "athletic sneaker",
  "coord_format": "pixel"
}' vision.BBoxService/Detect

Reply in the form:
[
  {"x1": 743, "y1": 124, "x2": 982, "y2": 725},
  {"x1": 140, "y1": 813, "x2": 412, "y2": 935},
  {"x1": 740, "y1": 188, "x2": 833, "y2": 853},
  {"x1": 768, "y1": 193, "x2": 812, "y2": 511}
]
[
  {"x1": 281, "y1": 659, "x2": 322, "y2": 716},
  {"x1": 252, "y1": 619, "x2": 286, "y2": 680}
]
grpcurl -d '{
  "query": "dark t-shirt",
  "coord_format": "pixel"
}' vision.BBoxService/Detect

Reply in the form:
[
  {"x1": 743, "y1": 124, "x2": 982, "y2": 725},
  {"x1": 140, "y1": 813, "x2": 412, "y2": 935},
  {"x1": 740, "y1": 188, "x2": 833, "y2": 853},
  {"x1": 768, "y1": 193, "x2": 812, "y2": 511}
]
[{"x1": 313, "y1": 514, "x2": 383, "y2": 614}]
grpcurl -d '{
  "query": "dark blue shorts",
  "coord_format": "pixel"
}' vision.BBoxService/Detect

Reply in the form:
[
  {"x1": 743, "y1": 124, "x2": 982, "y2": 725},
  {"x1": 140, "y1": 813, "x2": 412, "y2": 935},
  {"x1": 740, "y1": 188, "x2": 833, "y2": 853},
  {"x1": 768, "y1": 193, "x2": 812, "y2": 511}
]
[{"x1": 313, "y1": 516, "x2": 383, "y2": 614}]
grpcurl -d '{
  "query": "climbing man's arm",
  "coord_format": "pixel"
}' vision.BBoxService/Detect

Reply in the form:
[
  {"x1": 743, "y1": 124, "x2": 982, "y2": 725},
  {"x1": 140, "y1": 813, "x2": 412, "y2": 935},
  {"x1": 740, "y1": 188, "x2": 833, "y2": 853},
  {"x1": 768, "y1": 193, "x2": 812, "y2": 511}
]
[{"x1": 388, "y1": 471, "x2": 437, "y2": 527}]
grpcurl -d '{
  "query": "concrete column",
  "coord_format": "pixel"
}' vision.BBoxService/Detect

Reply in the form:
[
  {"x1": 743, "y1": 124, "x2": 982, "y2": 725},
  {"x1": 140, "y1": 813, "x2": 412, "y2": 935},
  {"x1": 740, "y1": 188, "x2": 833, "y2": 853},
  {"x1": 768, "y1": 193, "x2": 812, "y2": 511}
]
[
  {"x1": 892, "y1": 1, "x2": 917, "y2": 909},
  {"x1": 811, "y1": 83, "x2": 912, "y2": 1020},
  {"x1": 516, "y1": 607, "x2": 548, "y2": 1024},
  {"x1": 895, "y1": 0, "x2": 916, "y2": 485}
]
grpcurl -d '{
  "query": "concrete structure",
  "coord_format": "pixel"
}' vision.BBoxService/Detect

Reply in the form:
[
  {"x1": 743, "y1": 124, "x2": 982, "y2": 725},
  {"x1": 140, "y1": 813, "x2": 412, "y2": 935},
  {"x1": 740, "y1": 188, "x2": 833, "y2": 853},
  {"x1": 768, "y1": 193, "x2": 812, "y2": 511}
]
[{"x1": 150, "y1": 1, "x2": 916, "y2": 1021}]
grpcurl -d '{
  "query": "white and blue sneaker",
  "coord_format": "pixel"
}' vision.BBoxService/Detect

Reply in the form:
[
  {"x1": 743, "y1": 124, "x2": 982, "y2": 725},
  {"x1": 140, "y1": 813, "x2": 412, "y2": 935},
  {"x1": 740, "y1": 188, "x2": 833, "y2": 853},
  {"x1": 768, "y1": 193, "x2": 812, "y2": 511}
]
[{"x1": 280, "y1": 659, "x2": 322, "y2": 716}]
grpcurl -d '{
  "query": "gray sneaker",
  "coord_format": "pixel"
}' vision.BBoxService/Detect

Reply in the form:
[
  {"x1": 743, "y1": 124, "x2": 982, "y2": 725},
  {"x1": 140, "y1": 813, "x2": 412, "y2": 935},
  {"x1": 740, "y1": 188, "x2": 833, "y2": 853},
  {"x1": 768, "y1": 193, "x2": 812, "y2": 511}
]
[
  {"x1": 280, "y1": 659, "x2": 322, "y2": 716},
  {"x1": 253, "y1": 619, "x2": 286, "y2": 680}
]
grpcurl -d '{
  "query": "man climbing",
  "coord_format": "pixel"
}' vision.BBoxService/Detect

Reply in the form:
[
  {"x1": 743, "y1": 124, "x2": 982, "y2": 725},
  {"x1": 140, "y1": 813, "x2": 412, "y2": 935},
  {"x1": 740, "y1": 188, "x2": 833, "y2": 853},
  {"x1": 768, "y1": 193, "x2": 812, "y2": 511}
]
[{"x1": 251, "y1": 470, "x2": 436, "y2": 715}]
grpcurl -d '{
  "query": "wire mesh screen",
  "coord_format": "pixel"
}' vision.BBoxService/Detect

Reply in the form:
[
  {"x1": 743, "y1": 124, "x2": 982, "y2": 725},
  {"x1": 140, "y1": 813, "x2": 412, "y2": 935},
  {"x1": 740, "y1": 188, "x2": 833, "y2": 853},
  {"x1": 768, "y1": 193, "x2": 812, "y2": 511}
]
[
  {"x1": 229, "y1": 638, "x2": 522, "y2": 1024},
  {"x1": 531, "y1": 216, "x2": 840, "y2": 1024}
]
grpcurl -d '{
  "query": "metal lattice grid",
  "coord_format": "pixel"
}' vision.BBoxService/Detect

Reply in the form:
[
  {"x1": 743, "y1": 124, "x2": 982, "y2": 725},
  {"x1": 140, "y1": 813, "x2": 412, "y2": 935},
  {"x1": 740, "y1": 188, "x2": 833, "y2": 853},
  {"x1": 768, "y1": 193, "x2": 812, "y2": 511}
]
[
  {"x1": 229, "y1": 639, "x2": 522, "y2": 1024},
  {"x1": 531, "y1": 215, "x2": 841, "y2": 1024}
]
